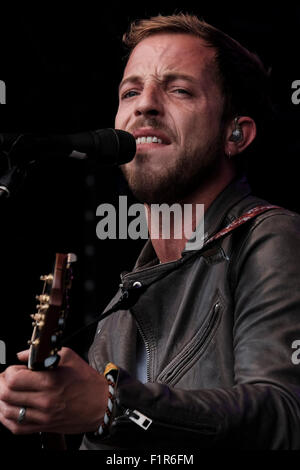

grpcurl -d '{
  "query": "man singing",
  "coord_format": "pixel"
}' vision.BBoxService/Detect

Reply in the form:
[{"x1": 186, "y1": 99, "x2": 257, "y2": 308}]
[{"x1": 1, "y1": 13, "x2": 300, "y2": 450}]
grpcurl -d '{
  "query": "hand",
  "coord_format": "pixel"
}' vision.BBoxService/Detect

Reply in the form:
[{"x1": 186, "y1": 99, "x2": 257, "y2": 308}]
[{"x1": 0, "y1": 347, "x2": 108, "y2": 435}]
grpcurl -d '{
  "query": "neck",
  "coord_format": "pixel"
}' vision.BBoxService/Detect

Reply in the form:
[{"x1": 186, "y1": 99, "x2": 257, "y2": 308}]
[{"x1": 146, "y1": 165, "x2": 236, "y2": 263}]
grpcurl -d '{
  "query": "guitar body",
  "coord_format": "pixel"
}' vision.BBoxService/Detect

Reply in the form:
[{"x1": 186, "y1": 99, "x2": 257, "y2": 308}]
[{"x1": 28, "y1": 252, "x2": 76, "y2": 450}]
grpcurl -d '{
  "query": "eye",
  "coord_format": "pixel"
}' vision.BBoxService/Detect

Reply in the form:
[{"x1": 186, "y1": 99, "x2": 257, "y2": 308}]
[
  {"x1": 171, "y1": 88, "x2": 192, "y2": 97},
  {"x1": 121, "y1": 90, "x2": 140, "y2": 100}
]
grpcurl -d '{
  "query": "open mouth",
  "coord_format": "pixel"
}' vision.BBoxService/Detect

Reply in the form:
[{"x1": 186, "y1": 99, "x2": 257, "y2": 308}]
[
  {"x1": 132, "y1": 128, "x2": 171, "y2": 147},
  {"x1": 136, "y1": 136, "x2": 163, "y2": 144}
]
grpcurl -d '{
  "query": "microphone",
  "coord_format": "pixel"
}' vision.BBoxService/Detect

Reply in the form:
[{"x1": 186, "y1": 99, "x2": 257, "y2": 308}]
[{"x1": 0, "y1": 128, "x2": 136, "y2": 166}]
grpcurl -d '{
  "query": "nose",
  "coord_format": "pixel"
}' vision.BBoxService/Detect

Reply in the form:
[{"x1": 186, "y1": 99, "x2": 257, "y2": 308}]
[{"x1": 134, "y1": 84, "x2": 164, "y2": 118}]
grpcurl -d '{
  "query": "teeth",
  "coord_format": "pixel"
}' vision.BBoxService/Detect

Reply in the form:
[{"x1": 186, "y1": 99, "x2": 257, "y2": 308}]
[{"x1": 136, "y1": 136, "x2": 163, "y2": 144}]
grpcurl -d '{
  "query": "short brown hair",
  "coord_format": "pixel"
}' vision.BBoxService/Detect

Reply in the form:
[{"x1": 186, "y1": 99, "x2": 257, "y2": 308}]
[{"x1": 122, "y1": 13, "x2": 272, "y2": 135}]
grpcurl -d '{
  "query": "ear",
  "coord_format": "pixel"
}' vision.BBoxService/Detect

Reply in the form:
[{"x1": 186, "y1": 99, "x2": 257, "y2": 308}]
[{"x1": 224, "y1": 116, "x2": 257, "y2": 157}]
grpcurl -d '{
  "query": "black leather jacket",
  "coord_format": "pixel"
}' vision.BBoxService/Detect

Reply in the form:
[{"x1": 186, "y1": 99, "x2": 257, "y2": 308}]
[{"x1": 81, "y1": 177, "x2": 300, "y2": 450}]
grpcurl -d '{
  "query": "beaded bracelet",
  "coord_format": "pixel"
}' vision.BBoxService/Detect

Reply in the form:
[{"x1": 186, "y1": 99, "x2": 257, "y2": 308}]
[{"x1": 94, "y1": 362, "x2": 119, "y2": 437}]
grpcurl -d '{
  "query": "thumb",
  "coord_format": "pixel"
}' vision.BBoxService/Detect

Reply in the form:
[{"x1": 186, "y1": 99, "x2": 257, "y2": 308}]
[{"x1": 17, "y1": 349, "x2": 30, "y2": 362}]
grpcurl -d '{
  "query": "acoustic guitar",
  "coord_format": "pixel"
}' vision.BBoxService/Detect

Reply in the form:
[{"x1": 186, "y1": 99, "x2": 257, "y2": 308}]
[{"x1": 27, "y1": 252, "x2": 76, "y2": 449}]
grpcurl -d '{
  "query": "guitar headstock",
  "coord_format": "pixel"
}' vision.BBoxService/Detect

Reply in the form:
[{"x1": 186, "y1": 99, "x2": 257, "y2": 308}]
[{"x1": 28, "y1": 253, "x2": 76, "y2": 371}]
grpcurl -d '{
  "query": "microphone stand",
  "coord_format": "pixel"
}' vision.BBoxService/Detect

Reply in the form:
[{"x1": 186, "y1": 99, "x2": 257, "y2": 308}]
[
  {"x1": 0, "y1": 135, "x2": 30, "y2": 200},
  {"x1": 0, "y1": 164, "x2": 27, "y2": 199}
]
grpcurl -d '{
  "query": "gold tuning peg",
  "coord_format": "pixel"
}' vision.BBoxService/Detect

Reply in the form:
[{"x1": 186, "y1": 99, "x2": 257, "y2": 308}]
[
  {"x1": 36, "y1": 303, "x2": 49, "y2": 311},
  {"x1": 40, "y1": 274, "x2": 53, "y2": 284},
  {"x1": 35, "y1": 294, "x2": 50, "y2": 303},
  {"x1": 32, "y1": 313, "x2": 45, "y2": 322},
  {"x1": 28, "y1": 339, "x2": 40, "y2": 346}
]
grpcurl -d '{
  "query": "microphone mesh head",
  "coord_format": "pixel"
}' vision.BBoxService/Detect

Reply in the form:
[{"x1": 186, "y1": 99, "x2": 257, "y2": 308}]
[
  {"x1": 115, "y1": 129, "x2": 136, "y2": 165},
  {"x1": 94, "y1": 129, "x2": 136, "y2": 166}
]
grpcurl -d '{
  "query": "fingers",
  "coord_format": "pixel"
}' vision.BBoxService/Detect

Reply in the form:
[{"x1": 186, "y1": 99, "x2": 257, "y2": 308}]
[
  {"x1": 0, "y1": 385, "x2": 60, "y2": 411},
  {"x1": 0, "y1": 404, "x2": 60, "y2": 435},
  {"x1": 0, "y1": 391, "x2": 66, "y2": 435},
  {"x1": 0, "y1": 416, "x2": 44, "y2": 435},
  {"x1": 3, "y1": 366, "x2": 58, "y2": 392},
  {"x1": 0, "y1": 365, "x2": 64, "y2": 435},
  {"x1": 0, "y1": 347, "x2": 105, "y2": 436},
  {"x1": 16, "y1": 347, "x2": 73, "y2": 366},
  {"x1": 16, "y1": 350, "x2": 29, "y2": 363},
  {"x1": 1, "y1": 402, "x2": 50, "y2": 425}
]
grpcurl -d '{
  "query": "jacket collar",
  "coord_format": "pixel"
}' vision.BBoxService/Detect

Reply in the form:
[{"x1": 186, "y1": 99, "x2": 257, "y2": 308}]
[
  {"x1": 183, "y1": 175, "x2": 252, "y2": 252},
  {"x1": 134, "y1": 175, "x2": 252, "y2": 269}
]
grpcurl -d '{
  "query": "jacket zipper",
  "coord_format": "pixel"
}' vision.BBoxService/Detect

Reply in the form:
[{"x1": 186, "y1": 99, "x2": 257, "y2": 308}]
[
  {"x1": 124, "y1": 409, "x2": 153, "y2": 430},
  {"x1": 158, "y1": 300, "x2": 222, "y2": 385},
  {"x1": 113, "y1": 407, "x2": 217, "y2": 434},
  {"x1": 118, "y1": 279, "x2": 152, "y2": 383},
  {"x1": 136, "y1": 321, "x2": 151, "y2": 383}
]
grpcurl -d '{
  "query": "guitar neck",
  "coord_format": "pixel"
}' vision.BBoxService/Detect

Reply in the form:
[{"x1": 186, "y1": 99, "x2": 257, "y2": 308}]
[{"x1": 27, "y1": 252, "x2": 76, "y2": 450}]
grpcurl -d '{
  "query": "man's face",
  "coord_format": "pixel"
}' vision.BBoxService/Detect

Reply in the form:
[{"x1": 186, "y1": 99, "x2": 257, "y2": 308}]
[{"x1": 115, "y1": 33, "x2": 226, "y2": 204}]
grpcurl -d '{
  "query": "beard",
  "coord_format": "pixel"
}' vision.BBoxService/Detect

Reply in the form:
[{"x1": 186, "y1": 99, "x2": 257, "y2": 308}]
[{"x1": 121, "y1": 130, "x2": 225, "y2": 205}]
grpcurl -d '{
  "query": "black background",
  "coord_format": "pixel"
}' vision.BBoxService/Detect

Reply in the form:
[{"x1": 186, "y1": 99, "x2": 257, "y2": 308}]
[{"x1": 0, "y1": 1, "x2": 299, "y2": 451}]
